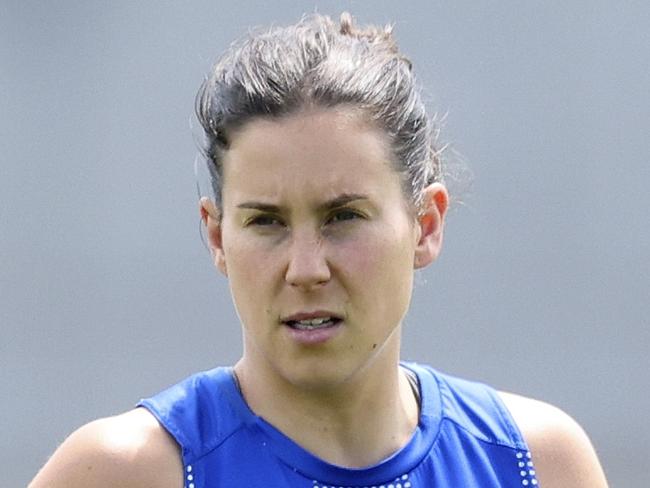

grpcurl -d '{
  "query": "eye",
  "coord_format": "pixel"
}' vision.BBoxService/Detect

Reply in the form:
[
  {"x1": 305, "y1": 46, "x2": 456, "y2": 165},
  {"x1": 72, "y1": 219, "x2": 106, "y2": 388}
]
[
  {"x1": 246, "y1": 214, "x2": 283, "y2": 227},
  {"x1": 327, "y1": 208, "x2": 364, "y2": 224}
]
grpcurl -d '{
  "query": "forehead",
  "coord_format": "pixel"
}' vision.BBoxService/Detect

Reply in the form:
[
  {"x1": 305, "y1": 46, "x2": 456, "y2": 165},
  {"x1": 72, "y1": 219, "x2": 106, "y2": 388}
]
[{"x1": 221, "y1": 108, "x2": 403, "y2": 203}]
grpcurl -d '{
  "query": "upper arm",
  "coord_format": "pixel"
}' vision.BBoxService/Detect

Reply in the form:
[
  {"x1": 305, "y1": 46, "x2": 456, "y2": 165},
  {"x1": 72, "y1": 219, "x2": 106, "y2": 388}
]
[
  {"x1": 28, "y1": 407, "x2": 183, "y2": 488},
  {"x1": 498, "y1": 391, "x2": 609, "y2": 488}
]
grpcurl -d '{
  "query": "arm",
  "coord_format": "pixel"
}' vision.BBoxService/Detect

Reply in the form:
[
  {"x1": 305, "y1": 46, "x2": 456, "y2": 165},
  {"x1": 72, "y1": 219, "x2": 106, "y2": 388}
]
[
  {"x1": 499, "y1": 391, "x2": 609, "y2": 488},
  {"x1": 28, "y1": 407, "x2": 183, "y2": 488}
]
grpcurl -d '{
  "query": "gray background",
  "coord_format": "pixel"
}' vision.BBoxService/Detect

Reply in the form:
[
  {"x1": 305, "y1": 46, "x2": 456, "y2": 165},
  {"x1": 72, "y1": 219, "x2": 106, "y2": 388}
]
[{"x1": 2, "y1": 1, "x2": 648, "y2": 486}]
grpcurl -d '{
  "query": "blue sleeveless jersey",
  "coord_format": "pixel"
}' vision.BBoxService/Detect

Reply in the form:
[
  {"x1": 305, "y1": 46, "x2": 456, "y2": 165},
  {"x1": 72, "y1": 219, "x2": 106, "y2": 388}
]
[{"x1": 136, "y1": 363, "x2": 540, "y2": 487}]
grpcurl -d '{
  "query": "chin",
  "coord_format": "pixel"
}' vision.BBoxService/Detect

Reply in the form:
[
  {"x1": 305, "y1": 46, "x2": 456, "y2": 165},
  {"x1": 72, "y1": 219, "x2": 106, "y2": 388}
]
[{"x1": 278, "y1": 357, "x2": 367, "y2": 393}]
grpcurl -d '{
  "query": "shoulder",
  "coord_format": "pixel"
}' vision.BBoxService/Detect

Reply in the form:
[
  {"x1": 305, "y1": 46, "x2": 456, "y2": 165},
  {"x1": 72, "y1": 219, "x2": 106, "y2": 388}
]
[
  {"x1": 29, "y1": 407, "x2": 183, "y2": 488},
  {"x1": 498, "y1": 391, "x2": 609, "y2": 488}
]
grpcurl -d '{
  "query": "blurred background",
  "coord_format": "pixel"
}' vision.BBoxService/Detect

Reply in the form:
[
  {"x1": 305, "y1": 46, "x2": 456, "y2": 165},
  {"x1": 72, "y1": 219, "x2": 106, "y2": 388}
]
[{"x1": 2, "y1": 1, "x2": 648, "y2": 485}]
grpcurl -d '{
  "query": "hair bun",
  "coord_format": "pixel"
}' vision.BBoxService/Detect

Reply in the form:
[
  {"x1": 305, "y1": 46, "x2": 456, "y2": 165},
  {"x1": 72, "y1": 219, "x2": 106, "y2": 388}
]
[
  {"x1": 339, "y1": 11, "x2": 354, "y2": 35},
  {"x1": 339, "y1": 11, "x2": 395, "y2": 48}
]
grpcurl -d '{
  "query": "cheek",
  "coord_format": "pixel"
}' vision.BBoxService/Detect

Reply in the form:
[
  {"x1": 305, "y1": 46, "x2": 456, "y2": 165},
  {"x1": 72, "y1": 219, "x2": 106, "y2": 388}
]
[
  {"x1": 226, "y1": 241, "x2": 264, "y2": 280},
  {"x1": 336, "y1": 236, "x2": 376, "y2": 272},
  {"x1": 337, "y1": 227, "x2": 415, "y2": 287},
  {"x1": 222, "y1": 235, "x2": 280, "y2": 317},
  {"x1": 222, "y1": 224, "x2": 278, "y2": 277}
]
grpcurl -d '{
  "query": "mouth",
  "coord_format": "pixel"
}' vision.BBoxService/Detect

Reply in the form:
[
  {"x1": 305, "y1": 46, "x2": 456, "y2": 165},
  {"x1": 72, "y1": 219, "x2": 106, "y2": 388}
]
[
  {"x1": 283, "y1": 316, "x2": 343, "y2": 330},
  {"x1": 281, "y1": 312, "x2": 344, "y2": 345}
]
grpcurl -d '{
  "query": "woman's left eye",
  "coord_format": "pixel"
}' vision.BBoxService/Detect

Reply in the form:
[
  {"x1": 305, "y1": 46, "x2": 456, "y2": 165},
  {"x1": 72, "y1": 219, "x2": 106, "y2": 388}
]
[{"x1": 327, "y1": 209, "x2": 363, "y2": 224}]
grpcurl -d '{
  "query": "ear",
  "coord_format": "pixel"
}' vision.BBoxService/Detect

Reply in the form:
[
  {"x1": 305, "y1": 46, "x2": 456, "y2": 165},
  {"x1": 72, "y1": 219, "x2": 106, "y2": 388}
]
[
  {"x1": 199, "y1": 197, "x2": 228, "y2": 276},
  {"x1": 413, "y1": 183, "x2": 449, "y2": 269}
]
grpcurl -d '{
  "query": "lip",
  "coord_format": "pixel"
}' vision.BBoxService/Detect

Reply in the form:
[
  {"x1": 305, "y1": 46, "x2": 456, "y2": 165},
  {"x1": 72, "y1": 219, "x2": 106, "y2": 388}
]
[
  {"x1": 284, "y1": 320, "x2": 343, "y2": 346},
  {"x1": 281, "y1": 310, "x2": 344, "y2": 346},
  {"x1": 281, "y1": 310, "x2": 343, "y2": 323}
]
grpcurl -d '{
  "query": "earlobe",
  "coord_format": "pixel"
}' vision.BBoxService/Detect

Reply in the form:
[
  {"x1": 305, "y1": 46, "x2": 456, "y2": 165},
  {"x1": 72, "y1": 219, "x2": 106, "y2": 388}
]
[
  {"x1": 414, "y1": 183, "x2": 448, "y2": 269},
  {"x1": 199, "y1": 197, "x2": 228, "y2": 276}
]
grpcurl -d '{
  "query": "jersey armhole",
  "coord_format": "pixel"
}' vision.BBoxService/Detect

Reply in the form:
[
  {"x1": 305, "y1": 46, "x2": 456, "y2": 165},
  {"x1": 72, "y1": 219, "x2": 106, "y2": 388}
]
[{"x1": 488, "y1": 390, "x2": 529, "y2": 450}]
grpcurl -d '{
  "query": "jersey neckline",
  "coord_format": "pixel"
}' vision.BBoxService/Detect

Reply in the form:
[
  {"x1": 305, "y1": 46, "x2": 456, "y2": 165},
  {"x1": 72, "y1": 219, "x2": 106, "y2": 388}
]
[{"x1": 219, "y1": 362, "x2": 443, "y2": 486}]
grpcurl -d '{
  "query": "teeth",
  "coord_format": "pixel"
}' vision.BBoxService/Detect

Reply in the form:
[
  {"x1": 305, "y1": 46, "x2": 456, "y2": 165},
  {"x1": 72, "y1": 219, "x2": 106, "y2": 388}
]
[
  {"x1": 298, "y1": 317, "x2": 331, "y2": 326},
  {"x1": 290, "y1": 317, "x2": 334, "y2": 329}
]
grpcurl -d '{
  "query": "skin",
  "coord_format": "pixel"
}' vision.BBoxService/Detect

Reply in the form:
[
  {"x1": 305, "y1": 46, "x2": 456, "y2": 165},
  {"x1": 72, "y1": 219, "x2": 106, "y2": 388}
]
[
  {"x1": 202, "y1": 107, "x2": 443, "y2": 466},
  {"x1": 29, "y1": 107, "x2": 609, "y2": 488}
]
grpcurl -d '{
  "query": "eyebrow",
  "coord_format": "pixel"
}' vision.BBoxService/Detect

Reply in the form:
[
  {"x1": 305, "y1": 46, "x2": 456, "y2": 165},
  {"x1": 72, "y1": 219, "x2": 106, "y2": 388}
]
[{"x1": 236, "y1": 193, "x2": 369, "y2": 212}]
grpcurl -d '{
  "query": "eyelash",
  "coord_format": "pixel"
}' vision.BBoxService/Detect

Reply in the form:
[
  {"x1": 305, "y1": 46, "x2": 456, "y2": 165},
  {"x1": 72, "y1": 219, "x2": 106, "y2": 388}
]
[
  {"x1": 326, "y1": 209, "x2": 364, "y2": 224},
  {"x1": 245, "y1": 209, "x2": 364, "y2": 227},
  {"x1": 247, "y1": 215, "x2": 283, "y2": 227}
]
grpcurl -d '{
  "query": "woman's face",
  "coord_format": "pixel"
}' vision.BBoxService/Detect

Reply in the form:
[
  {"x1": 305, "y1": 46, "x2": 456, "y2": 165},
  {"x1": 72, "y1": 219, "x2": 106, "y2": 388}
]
[{"x1": 203, "y1": 107, "x2": 447, "y2": 389}]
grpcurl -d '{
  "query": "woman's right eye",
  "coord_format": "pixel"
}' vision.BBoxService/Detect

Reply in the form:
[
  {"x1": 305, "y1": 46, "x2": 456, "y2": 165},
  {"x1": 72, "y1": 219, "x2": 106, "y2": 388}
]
[{"x1": 247, "y1": 215, "x2": 282, "y2": 227}]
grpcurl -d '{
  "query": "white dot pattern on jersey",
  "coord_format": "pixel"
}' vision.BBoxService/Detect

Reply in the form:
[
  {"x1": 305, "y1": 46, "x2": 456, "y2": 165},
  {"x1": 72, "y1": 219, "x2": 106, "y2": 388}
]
[
  {"x1": 186, "y1": 452, "x2": 539, "y2": 486},
  {"x1": 185, "y1": 464, "x2": 195, "y2": 488},
  {"x1": 516, "y1": 451, "x2": 539, "y2": 486},
  {"x1": 312, "y1": 472, "x2": 412, "y2": 488}
]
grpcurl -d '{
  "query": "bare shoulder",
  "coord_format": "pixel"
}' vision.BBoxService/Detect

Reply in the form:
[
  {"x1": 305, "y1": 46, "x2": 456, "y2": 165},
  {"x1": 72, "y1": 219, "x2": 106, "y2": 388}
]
[
  {"x1": 29, "y1": 407, "x2": 183, "y2": 488},
  {"x1": 498, "y1": 391, "x2": 609, "y2": 488}
]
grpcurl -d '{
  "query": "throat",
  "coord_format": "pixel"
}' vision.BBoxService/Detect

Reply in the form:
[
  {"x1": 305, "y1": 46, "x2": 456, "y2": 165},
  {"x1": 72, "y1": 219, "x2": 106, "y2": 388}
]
[{"x1": 233, "y1": 363, "x2": 420, "y2": 468}]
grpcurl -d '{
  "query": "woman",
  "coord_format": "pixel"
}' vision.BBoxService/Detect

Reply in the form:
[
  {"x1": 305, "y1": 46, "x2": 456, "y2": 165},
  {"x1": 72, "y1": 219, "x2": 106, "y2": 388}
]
[{"x1": 30, "y1": 13, "x2": 608, "y2": 487}]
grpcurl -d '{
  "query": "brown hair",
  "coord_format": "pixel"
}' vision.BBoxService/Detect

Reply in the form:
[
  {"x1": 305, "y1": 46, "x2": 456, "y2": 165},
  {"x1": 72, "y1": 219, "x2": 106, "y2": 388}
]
[{"x1": 196, "y1": 12, "x2": 444, "y2": 210}]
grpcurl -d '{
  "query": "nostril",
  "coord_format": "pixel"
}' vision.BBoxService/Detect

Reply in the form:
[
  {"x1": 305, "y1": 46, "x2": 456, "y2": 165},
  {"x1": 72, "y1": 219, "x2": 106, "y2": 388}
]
[{"x1": 284, "y1": 253, "x2": 331, "y2": 288}]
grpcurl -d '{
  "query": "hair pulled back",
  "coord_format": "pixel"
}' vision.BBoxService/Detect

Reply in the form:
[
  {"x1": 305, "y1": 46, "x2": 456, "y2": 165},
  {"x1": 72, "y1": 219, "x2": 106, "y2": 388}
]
[{"x1": 196, "y1": 12, "x2": 443, "y2": 210}]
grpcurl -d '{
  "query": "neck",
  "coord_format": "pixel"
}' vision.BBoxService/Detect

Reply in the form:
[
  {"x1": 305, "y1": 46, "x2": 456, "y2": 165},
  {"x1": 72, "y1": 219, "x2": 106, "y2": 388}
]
[{"x1": 233, "y1": 352, "x2": 419, "y2": 468}]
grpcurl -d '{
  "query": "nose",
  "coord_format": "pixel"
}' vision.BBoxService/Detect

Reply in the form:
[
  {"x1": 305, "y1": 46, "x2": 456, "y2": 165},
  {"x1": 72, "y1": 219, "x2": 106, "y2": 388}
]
[{"x1": 284, "y1": 232, "x2": 331, "y2": 290}]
